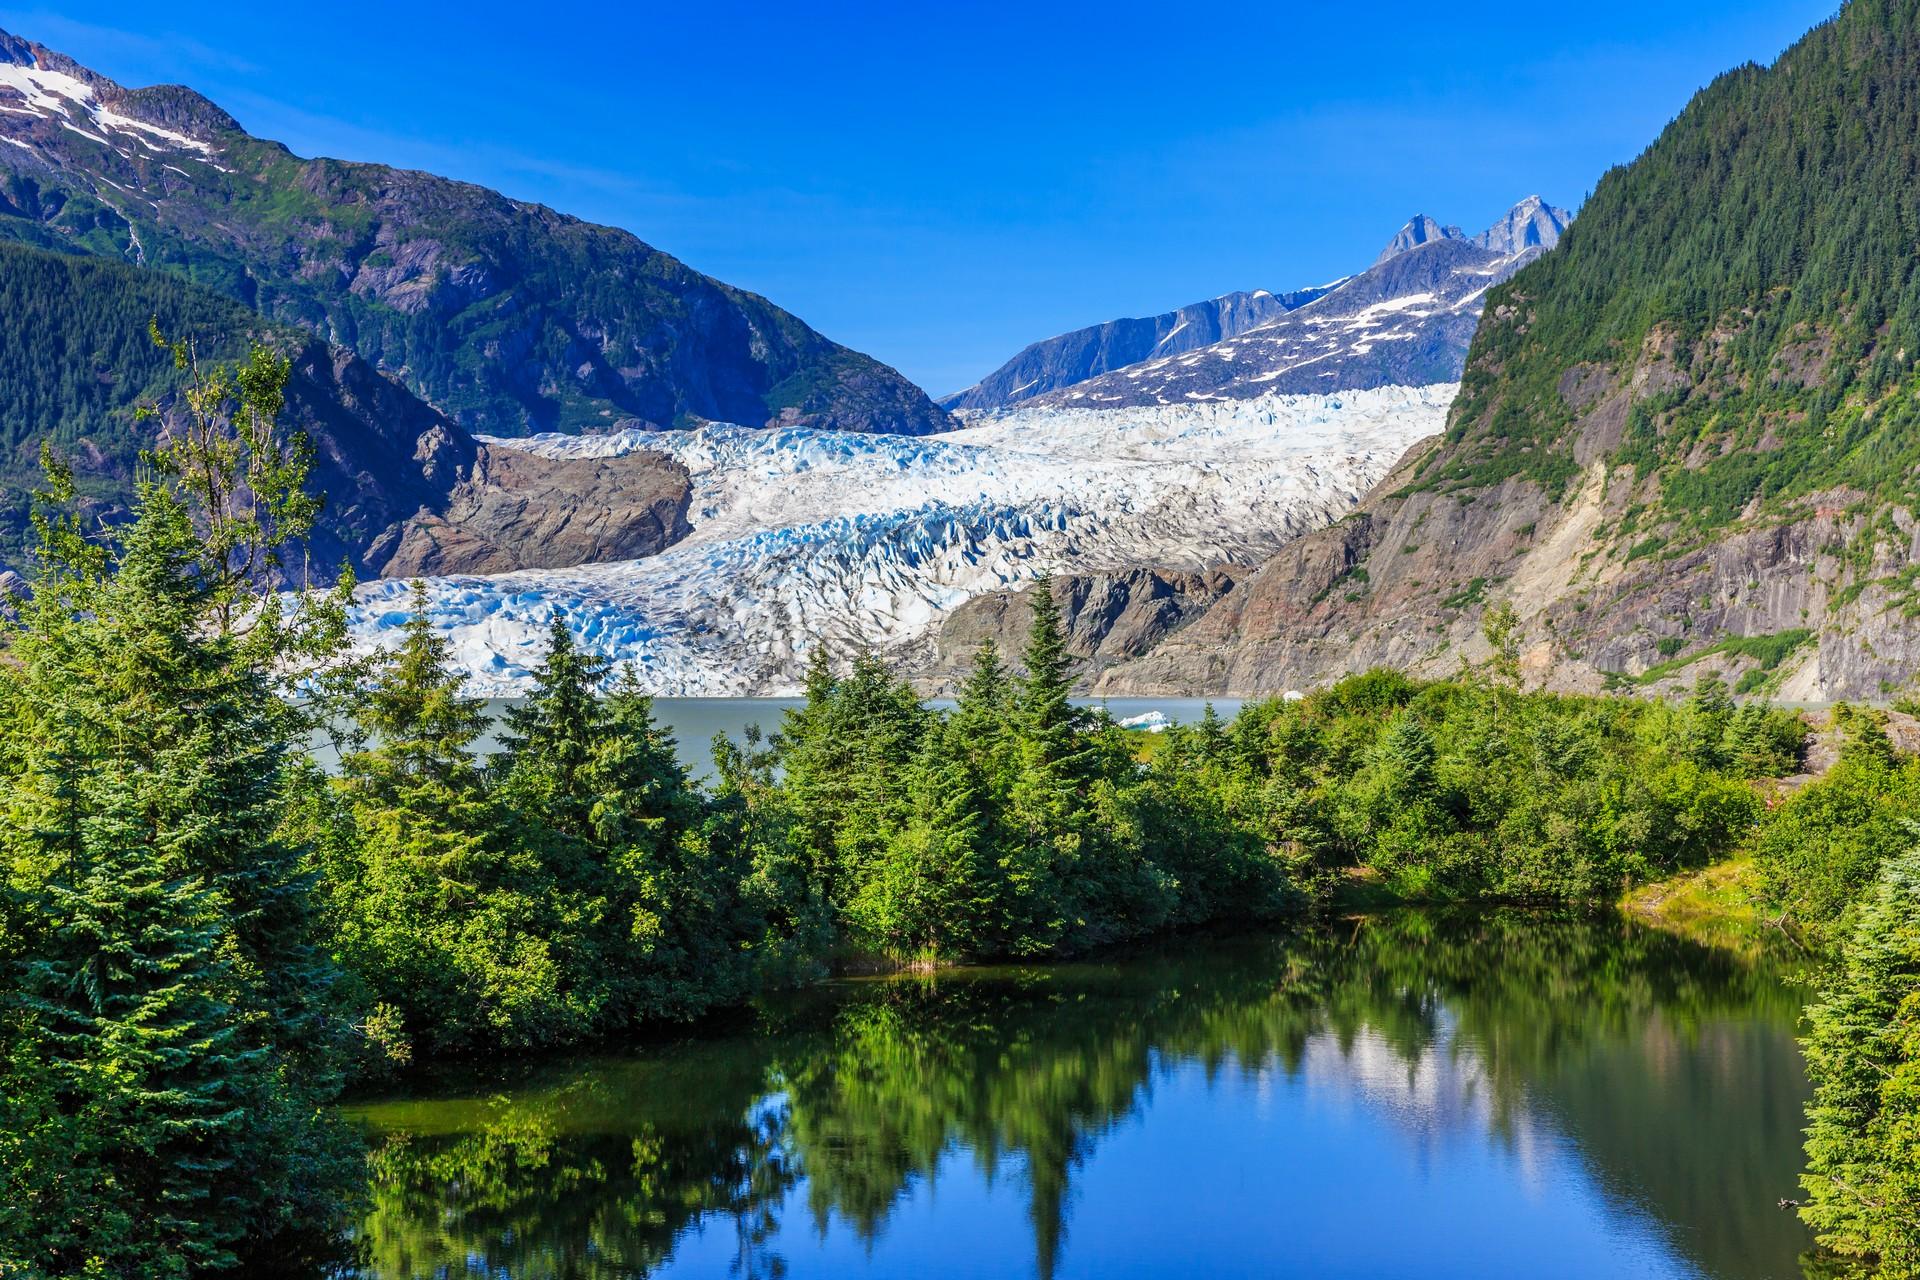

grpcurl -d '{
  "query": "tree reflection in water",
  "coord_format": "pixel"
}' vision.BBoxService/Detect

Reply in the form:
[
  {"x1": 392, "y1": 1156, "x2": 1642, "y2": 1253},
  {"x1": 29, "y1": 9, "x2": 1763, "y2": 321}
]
[{"x1": 345, "y1": 910, "x2": 1811, "y2": 1280}]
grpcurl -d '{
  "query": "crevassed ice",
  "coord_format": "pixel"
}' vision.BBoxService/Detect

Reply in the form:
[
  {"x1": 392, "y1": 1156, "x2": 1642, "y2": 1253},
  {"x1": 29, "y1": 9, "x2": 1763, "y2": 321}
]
[{"x1": 346, "y1": 383, "x2": 1457, "y2": 696}]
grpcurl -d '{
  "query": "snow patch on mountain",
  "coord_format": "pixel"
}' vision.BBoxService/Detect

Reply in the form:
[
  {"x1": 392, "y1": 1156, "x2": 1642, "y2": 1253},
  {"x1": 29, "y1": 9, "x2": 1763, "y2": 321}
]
[
  {"x1": 0, "y1": 59, "x2": 217, "y2": 157},
  {"x1": 345, "y1": 385, "x2": 1457, "y2": 695}
]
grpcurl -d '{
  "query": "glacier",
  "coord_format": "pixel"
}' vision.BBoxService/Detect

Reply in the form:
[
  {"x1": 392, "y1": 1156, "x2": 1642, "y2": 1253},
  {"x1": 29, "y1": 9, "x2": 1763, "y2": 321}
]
[{"x1": 345, "y1": 384, "x2": 1457, "y2": 695}]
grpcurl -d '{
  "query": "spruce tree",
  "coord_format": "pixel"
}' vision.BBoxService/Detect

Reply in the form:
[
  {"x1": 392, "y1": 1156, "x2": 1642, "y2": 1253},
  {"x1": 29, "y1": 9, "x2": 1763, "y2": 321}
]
[
  {"x1": 1799, "y1": 837, "x2": 1920, "y2": 1275},
  {"x1": 583, "y1": 668, "x2": 756, "y2": 1019},
  {"x1": 347, "y1": 583, "x2": 491, "y2": 800},
  {"x1": 0, "y1": 336, "x2": 358, "y2": 1274},
  {"x1": 584, "y1": 667, "x2": 695, "y2": 857},
  {"x1": 17, "y1": 774, "x2": 261, "y2": 1275},
  {"x1": 1005, "y1": 576, "x2": 1095, "y2": 954},
  {"x1": 951, "y1": 638, "x2": 1015, "y2": 773},
  {"x1": 947, "y1": 639, "x2": 1017, "y2": 913},
  {"x1": 1683, "y1": 674, "x2": 1735, "y2": 770},
  {"x1": 1194, "y1": 703, "x2": 1230, "y2": 765},
  {"x1": 777, "y1": 647, "x2": 925, "y2": 917},
  {"x1": 835, "y1": 652, "x2": 926, "y2": 897},
  {"x1": 496, "y1": 613, "x2": 612, "y2": 839},
  {"x1": 779, "y1": 645, "x2": 851, "y2": 902},
  {"x1": 1013, "y1": 575, "x2": 1097, "y2": 825},
  {"x1": 857, "y1": 720, "x2": 997, "y2": 960},
  {"x1": 1378, "y1": 713, "x2": 1438, "y2": 804}
]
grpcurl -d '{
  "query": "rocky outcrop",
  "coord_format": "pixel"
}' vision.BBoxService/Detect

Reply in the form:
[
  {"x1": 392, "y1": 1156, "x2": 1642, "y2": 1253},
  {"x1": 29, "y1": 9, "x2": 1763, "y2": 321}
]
[
  {"x1": 156, "y1": 340, "x2": 695, "y2": 585},
  {"x1": 1472, "y1": 195, "x2": 1572, "y2": 257},
  {"x1": 375, "y1": 445, "x2": 690, "y2": 578},
  {"x1": 1372, "y1": 214, "x2": 1468, "y2": 267},
  {"x1": 925, "y1": 567, "x2": 1239, "y2": 689},
  {"x1": 0, "y1": 29, "x2": 950, "y2": 437},
  {"x1": 1098, "y1": 329, "x2": 1920, "y2": 702}
]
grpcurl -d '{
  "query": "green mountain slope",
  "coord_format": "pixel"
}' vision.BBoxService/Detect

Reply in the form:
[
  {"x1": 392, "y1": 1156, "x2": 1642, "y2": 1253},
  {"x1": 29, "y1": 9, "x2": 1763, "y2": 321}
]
[
  {"x1": 1103, "y1": 0, "x2": 1920, "y2": 702},
  {"x1": 0, "y1": 239, "x2": 690, "y2": 579},
  {"x1": 0, "y1": 31, "x2": 949, "y2": 437}
]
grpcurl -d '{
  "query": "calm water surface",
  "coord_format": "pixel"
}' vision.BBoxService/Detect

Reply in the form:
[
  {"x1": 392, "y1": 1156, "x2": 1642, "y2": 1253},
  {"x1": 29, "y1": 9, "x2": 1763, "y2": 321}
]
[
  {"x1": 344, "y1": 911, "x2": 1813, "y2": 1279},
  {"x1": 315, "y1": 697, "x2": 1240, "y2": 778},
  {"x1": 510, "y1": 696, "x2": 1245, "y2": 776}
]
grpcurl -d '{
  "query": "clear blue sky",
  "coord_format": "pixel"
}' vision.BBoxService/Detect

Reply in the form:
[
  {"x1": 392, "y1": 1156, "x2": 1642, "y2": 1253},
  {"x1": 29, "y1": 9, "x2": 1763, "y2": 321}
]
[{"x1": 2, "y1": 2, "x2": 1838, "y2": 395}]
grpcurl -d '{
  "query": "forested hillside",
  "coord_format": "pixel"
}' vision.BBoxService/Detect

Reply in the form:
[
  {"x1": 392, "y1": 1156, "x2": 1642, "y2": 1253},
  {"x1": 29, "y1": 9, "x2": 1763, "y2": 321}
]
[
  {"x1": 1105, "y1": 0, "x2": 1920, "y2": 703},
  {"x1": 0, "y1": 240, "x2": 692, "y2": 578}
]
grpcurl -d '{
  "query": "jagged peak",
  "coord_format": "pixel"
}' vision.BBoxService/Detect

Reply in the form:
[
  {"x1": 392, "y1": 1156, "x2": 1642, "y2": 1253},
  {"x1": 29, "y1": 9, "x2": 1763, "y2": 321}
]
[
  {"x1": 1473, "y1": 195, "x2": 1574, "y2": 257},
  {"x1": 1371, "y1": 198, "x2": 1575, "y2": 269},
  {"x1": 1372, "y1": 215, "x2": 1468, "y2": 267}
]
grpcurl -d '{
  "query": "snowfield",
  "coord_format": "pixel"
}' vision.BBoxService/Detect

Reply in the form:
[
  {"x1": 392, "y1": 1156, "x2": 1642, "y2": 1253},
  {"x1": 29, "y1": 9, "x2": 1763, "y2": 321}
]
[{"x1": 346, "y1": 384, "x2": 1457, "y2": 695}]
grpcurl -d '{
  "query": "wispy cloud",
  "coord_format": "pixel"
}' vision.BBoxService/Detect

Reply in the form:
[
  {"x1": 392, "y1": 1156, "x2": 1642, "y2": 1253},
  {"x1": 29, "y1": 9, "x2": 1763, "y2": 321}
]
[
  {"x1": 94, "y1": 72, "x2": 695, "y2": 229},
  {"x1": 0, "y1": 9, "x2": 258, "y2": 75}
]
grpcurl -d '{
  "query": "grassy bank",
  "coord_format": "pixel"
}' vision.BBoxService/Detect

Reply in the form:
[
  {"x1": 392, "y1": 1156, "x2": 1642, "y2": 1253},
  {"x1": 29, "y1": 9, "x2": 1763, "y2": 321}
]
[{"x1": 1619, "y1": 858, "x2": 1790, "y2": 961}]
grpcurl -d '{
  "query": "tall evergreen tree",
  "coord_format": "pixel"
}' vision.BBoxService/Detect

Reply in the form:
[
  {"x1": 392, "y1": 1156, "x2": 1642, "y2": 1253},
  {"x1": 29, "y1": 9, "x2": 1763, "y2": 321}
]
[
  {"x1": 496, "y1": 613, "x2": 612, "y2": 839},
  {"x1": 584, "y1": 669, "x2": 756, "y2": 1019},
  {"x1": 856, "y1": 720, "x2": 998, "y2": 960},
  {"x1": 1005, "y1": 577, "x2": 1097, "y2": 954},
  {"x1": 777, "y1": 648, "x2": 925, "y2": 913},
  {"x1": 17, "y1": 773, "x2": 261, "y2": 1275},
  {"x1": 0, "y1": 336, "x2": 358, "y2": 1274},
  {"x1": 951, "y1": 638, "x2": 1015, "y2": 776},
  {"x1": 1799, "y1": 836, "x2": 1920, "y2": 1275},
  {"x1": 779, "y1": 646, "x2": 853, "y2": 903},
  {"x1": 1014, "y1": 577, "x2": 1092, "y2": 802}
]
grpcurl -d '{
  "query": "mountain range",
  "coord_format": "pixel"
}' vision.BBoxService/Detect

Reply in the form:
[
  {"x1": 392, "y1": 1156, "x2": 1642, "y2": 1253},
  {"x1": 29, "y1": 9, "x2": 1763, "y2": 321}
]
[
  {"x1": 5, "y1": 6, "x2": 1911, "y2": 707},
  {"x1": 938, "y1": 282, "x2": 1342, "y2": 412},
  {"x1": 0, "y1": 31, "x2": 949, "y2": 438},
  {"x1": 948, "y1": 196, "x2": 1570, "y2": 413}
]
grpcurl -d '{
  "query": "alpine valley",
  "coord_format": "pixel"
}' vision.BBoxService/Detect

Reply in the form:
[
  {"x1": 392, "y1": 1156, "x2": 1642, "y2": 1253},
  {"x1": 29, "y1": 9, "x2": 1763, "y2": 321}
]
[
  {"x1": 0, "y1": 24, "x2": 1590, "y2": 694},
  {"x1": 360, "y1": 190, "x2": 1565, "y2": 694},
  {"x1": 4, "y1": 13, "x2": 1913, "y2": 706}
]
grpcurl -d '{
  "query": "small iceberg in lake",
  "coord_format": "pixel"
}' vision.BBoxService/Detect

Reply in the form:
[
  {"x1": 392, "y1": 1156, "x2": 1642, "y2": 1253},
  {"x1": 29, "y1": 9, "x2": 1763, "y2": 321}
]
[{"x1": 1118, "y1": 710, "x2": 1173, "y2": 733}]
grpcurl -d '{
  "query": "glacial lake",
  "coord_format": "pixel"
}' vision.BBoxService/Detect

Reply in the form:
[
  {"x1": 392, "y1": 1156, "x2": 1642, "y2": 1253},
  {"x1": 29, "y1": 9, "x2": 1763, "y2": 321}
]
[
  {"x1": 314, "y1": 696, "x2": 1244, "y2": 778},
  {"x1": 343, "y1": 910, "x2": 1814, "y2": 1279}
]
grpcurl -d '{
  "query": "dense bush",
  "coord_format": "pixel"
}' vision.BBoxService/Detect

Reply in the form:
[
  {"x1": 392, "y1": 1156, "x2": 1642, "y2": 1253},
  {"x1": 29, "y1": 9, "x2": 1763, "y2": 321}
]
[
  {"x1": 1174, "y1": 671, "x2": 1793, "y2": 903},
  {"x1": 1755, "y1": 707, "x2": 1920, "y2": 950}
]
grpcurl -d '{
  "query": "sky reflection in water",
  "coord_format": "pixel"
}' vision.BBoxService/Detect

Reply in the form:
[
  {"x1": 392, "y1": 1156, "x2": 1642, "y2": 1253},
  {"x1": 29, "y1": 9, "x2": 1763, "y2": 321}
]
[{"x1": 346, "y1": 910, "x2": 1813, "y2": 1280}]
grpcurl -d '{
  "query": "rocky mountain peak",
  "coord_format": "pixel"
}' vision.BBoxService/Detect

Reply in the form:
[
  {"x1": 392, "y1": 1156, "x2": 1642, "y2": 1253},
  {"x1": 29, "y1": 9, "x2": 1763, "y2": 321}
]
[
  {"x1": 0, "y1": 26, "x2": 236, "y2": 152},
  {"x1": 1473, "y1": 195, "x2": 1574, "y2": 257},
  {"x1": 1372, "y1": 215, "x2": 1468, "y2": 267},
  {"x1": 0, "y1": 28, "x2": 114, "y2": 94}
]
